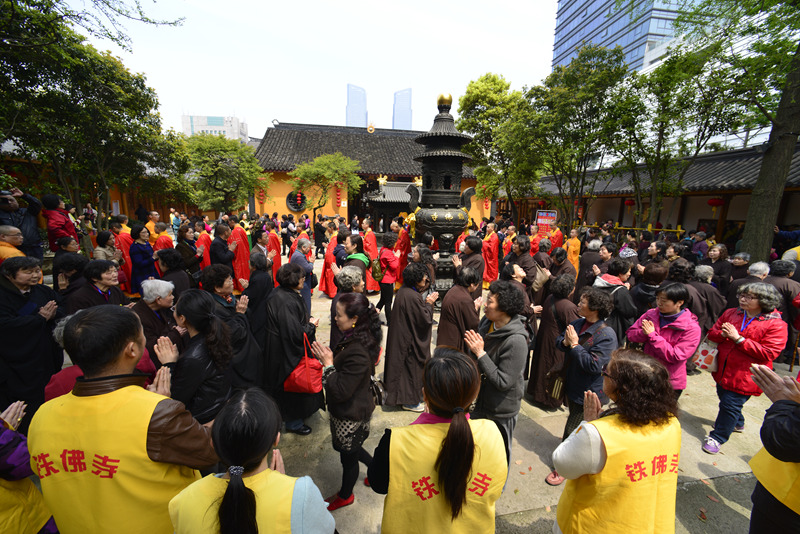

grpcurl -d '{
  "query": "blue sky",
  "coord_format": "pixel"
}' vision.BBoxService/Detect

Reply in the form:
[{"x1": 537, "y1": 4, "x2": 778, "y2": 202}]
[{"x1": 85, "y1": 0, "x2": 558, "y2": 137}]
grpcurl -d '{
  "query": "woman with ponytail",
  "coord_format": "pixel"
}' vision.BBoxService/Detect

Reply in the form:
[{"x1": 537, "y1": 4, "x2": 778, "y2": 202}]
[
  {"x1": 367, "y1": 348, "x2": 508, "y2": 533},
  {"x1": 310, "y1": 292, "x2": 382, "y2": 512},
  {"x1": 153, "y1": 289, "x2": 233, "y2": 423},
  {"x1": 169, "y1": 388, "x2": 335, "y2": 534}
]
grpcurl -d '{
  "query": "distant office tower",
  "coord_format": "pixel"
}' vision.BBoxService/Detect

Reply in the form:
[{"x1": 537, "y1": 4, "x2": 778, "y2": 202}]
[
  {"x1": 181, "y1": 115, "x2": 249, "y2": 142},
  {"x1": 393, "y1": 88, "x2": 412, "y2": 130},
  {"x1": 552, "y1": 0, "x2": 679, "y2": 71},
  {"x1": 346, "y1": 84, "x2": 368, "y2": 127}
]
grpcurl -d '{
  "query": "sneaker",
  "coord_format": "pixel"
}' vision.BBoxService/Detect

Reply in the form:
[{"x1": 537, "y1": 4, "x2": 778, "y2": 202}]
[
  {"x1": 702, "y1": 436, "x2": 721, "y2": 454},
  {"x1": 326, "y1": 493, "x2": 354, "y2": 511},
  {"x1": 402, "y1": 403, "x2": 425, "y2": 412},
  {"x1": 734, "y1": 424, "x2": 745, "y2": 433},
  {"x1": 545, "y1": 470, "x2": 565, "y2": 486}
]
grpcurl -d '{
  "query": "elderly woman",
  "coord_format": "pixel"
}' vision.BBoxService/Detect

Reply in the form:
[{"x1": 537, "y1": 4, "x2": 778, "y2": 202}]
[
  {"x1": 311, "y1": 293, "x2": 382, "y2": 511},
  {"x1": 702, "y1": 282, "x2": 788, "y2": 454},
  {"x1": 411, "y1": 243, "x2": 436, "y2": 295},
  {"x1": 242, "y1": 250, "x2": 273, "y2": 349},
  {"x1": 547, "y1": 287, "x2": 617, "y2": 486},
  {"x1": 175, "y1": 224, "x2": 204, "y2": 278},
  {"x1": 452, "y1": 235, "x2": 485, "y2": 300},
  {"x1": 593, "y1": 258, "x2": 637, "y2": 345},
  {"x1": 701, "y1": 243, "x2": 733, "y2": 295},
  {"x1": 630, "y1": 263, "x2": 668, "y2": 317},
  {"x1": 552, "y1": 349, "x2": 681, "y2": 533},
  {"x1": 464, "y1": 280, "x2": 529, "y2": 462},
  {"x1": 626, "y1": 282, "x2": 703, "y2": 398},
  {"x1": 129, "y1": 224, "x2": 158, "y2": 295},
  {"x1": 92, "y1": 230, "x2": 123, "y2": 267},
  {"x1": 154, "y1": 290, "x2": 233, "y2": 424},
  {"x1": 526, "y1": 274, "x2": 581, "y2": 409},
  {"x1": 688, "y1": 264, "x2": 727, "y2": 334},
  {"x1": 156, "y1": 248, "x2": 190, "y2": 299},
  {"x1": 65, "y1": 259, "x2": 129, "y2": 314},
  {"x1": 437, "y1": 266, "x2": 482, "y2": 354},
  {"x1": 290, "y1": 237, "x2": 314, "y2": 316},
  {"x1": 132, "y1": 279, "x2": 184, "y2": 368},
  {"x1": 384, "y1": 262, "x2": 439, "y2": 411},
  {"x1": 368, "y1": 349, "x2": 508, "y2": 532},
  {"x1": 201, "y1": 264, "x2": 261, "y2": 390},
  {"x1": 264, "y1": 263, "x2": 323, "y2": 435},
  {"x1": 730, "y1": 252, "x2": 750, "y2": 281},
  {"x1": 329, "y1": 266, "x2": 364, "y2": 348},
  {"x1": 0, "y1": 257, "x2": 65, "y2": 433},
  {"x1": 505, "y1": 234, "x2": 538, "y2": 290}
]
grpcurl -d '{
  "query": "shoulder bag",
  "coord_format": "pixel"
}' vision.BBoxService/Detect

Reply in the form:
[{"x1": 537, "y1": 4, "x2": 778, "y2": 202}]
[{"x1": 284, "y1": 333, "x2": 323, "y2": 393}]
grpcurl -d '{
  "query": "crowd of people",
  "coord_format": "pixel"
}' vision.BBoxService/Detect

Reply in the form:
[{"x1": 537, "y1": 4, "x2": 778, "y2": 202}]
[{"x1": 1, "y1": 185, "x2": 800, "y2": 533}]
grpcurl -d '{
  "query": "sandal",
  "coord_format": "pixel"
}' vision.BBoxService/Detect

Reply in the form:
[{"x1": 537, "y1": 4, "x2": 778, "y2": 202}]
[{"x1": 545, "y1": 470, "x2": 565, "y2": 486}]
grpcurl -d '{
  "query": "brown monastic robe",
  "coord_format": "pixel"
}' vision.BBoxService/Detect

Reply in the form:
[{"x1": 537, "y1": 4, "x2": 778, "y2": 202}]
[{"x1": 436, "y1": 284, "x2": 479, "y2": 354}]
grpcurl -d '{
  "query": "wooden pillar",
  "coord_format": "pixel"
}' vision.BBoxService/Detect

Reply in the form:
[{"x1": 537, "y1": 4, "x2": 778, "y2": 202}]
[
  {"x1": 676, "y1": 196, "x2": 688, "y2": 231},
  {"x1": 617, "y1": 198, "x2": 625, "y2": 226},
  {"x1": 715, "y1": 194, "x2": 733, "y2": 240}
]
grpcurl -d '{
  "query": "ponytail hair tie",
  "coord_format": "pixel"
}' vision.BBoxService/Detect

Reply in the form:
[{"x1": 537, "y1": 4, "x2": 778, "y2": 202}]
[
  {"x1": 228, "y1": 465, "x2": 244, "y2": 477},
  {"x1": 453, "y1": 407, "x2": 465, "y2": 414}
]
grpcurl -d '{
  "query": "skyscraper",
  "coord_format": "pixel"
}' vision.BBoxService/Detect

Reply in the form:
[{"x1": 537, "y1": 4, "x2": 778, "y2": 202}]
[
  {"x1": 392, "y1": 88, "x2": 412, "y2": 130},
  {"x1": 552, "y1": 0, "x2": 679, "y2": 71},
  {"x1": 346, "y1": 84, "x2": 368, "y2": 127}
]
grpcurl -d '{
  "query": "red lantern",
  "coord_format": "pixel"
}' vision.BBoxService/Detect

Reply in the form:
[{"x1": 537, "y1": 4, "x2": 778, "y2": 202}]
[
  {"x1": 336, "y1": 187, "x2": 341, "y2": 207},
  {"x1": 538, "y1": 200, "x2": 546, "y2": 208},
  {"x1": 624, "y1": 198, "x2": 635, "y2": 213},
  {"x1": 574, "y1": 199, "x2": 579, "y2": 206},
  {"x1": 484, "y1": 199, "x2": 490, "y2": 210},
  {"x1": 707, "y1": 197, "x2": 724, "y2": 216}
]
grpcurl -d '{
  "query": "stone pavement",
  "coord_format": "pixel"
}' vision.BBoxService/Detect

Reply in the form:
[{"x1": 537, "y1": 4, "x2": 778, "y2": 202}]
[{"x1": 275, "y1": 256, "x2": 785, "y2": 533}]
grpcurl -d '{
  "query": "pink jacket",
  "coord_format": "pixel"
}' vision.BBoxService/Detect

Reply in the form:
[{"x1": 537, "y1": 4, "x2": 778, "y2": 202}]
[{"x1": 627, "y1": 307, "x2": 702, "y2": 390}]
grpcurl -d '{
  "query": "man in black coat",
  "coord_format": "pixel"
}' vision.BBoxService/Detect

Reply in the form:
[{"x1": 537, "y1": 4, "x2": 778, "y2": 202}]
[
  {"x1": 764, "y1": 260, "x2": 800, "y2": 362},
  {"x1": 209, "y1": 223, "x2": 236, "y2": 272},
  {"x1": 726, "y1": 261, "x2": 769, "y2": 309},
  {"x1": 0, "y1": 188, "x2": 43, "y2": 259}
]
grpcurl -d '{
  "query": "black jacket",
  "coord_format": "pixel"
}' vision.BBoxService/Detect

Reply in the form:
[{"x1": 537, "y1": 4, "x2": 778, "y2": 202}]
[
  {"x1": 168, "y1": 334, "x2": 232, "y2": 424},
  {"x1": 0, "y1": 193, "x2": 42, "y2": 252},
  {"x1": 211, "y1": 294, "x2": 262, "y2": 389},
  {"x1": 325, "y1": 336, "x2": 375, "y2": 421},
  {"x1": 210, "y1": 236, "x2": 235, "y2": 271}
]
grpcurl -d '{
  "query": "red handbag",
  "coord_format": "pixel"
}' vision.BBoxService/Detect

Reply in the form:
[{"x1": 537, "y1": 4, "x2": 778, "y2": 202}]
[{"x1": 283, "y1": 333, "x2": 323, "y2": 394}]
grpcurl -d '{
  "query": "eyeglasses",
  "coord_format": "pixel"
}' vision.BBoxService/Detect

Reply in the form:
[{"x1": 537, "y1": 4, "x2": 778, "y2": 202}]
[
  {"x1": 601, "y1": 363, "x2": 615, "y2": 380},
  {"x1": 739, "y1": 294, "x2": 756, "y2": 301}
]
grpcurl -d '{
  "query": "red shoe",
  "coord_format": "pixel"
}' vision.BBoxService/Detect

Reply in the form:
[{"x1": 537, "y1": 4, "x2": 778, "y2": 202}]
[
  {"x1": 326, "y1": 493, "x2": 354, "y2": 511},
  {"x1": 545, "y1": 470, "x2": 565, "y2": 486},
  {"x1": 364, "y1": 477, "x2": 370, "y2": 487}
]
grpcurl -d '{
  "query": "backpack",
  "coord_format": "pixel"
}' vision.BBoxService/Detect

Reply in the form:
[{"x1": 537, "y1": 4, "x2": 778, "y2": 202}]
[{"x1": 371, "y1": 257, "x2": 385, "y2": 282}]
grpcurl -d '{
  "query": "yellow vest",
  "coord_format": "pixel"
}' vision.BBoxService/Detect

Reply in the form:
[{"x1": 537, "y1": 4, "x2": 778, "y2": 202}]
[
  {"x1": 28, "y1": 386, "x2": 201, "y2": 534},
  {"x1": 169, "y1": 469, "x2": 296, "y2": 534},
  {"x1": 556, "y1": 414, "x2": 681, "y2": 534},
  {"x1": 750, "y1": 447, "x2": 800, "y2": 514},
  {"x1": 0, "y1": 477, "x2": 52, "y2": 534},
  {"x1": 382, "y1": 419, "x2": 507, "y2": 534}
]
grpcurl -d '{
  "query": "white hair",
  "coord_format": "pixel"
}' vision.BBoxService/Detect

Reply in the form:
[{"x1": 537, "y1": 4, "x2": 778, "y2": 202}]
[
  {"x1": 748, "y1": 261, "x2": 770, "y2": 277},
  {"x1": 586, "y1": 239, "x2": 602, "y2": 251},
  {"x1": 141, "y1": 279, "x2": 174, "y2": 303}
]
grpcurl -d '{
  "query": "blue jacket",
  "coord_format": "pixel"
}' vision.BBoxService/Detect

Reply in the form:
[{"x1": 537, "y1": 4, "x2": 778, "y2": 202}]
[{"x1": 556, "y1": 318, "x2": 619, "y2": 405}]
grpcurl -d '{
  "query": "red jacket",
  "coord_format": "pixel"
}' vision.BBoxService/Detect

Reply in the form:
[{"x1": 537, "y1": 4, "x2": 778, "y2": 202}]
[
  {"x1": 42, "y1": 208, "x2": 79, "y2": 251},
  {"x1": 708, "y1": 307, "x2": 788, "y2": 396},
  {"x1": 379, "y1": 246, "x2": 399, "y2": 285},
  {"x1": 793, "y1": 292, "x2": 800, "y2": 330}
]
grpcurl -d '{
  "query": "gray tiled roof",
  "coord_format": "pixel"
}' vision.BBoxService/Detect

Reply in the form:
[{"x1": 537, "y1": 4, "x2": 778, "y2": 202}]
[
  {"x1": 539, "y1": 143, "x2": 800, "y2": 195},
  {"x1": 366, "y1": 182, "x2": 415, "y2": 204},
  {"x1": 253, "y1": 122, "x2": 474, "y2": 178}
]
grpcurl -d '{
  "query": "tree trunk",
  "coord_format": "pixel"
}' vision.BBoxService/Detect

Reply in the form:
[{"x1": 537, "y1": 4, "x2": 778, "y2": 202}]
[{"x1": 741, "y1": 42, "x2": 800, "y2": 261}]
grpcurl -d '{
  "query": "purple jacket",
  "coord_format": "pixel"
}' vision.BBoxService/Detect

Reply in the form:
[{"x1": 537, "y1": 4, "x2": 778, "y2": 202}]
[{"x1": 627, "y1": 308, "x2": 703, "y2": 390}]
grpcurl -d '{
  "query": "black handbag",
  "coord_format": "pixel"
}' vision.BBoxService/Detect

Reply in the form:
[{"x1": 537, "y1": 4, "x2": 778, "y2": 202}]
[
  {"x1": 369, "y1": 375, "x2": 385, "y2": 405},
  {"x1": 307, "y1": 272, "x2": 319, "y2": 289}
]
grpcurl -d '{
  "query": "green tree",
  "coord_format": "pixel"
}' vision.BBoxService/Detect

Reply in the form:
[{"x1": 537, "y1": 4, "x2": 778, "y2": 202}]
[
  {"x1": 526, "y1": 45, "x2": 628, "y2": 228},
  {"x1": 669, "y1": 0, "x2": 800, "y2": 260},
  {"x1": 288, "y1": 152, "x2": 363, "y2": 219},
  {"x1": 187, "y1": 134, "x2": 265, "y2": 213},
  {"x1": 606, "y1": 50, "x2": 743, "y2": 226},
  {"x1": 456, "y1": 73, "x2": 538, "y2": 222}
]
